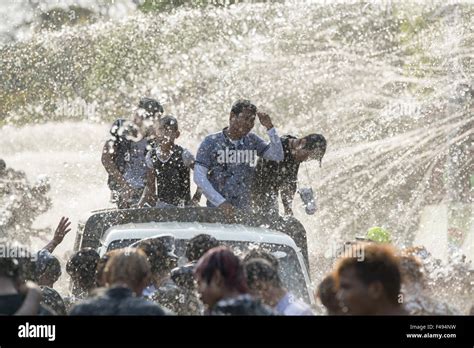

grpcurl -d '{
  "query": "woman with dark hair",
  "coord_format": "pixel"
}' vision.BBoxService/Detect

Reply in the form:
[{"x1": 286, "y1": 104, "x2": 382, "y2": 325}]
[{"x1": 194, "y1": 246, "x2": 274, "y2": 316}]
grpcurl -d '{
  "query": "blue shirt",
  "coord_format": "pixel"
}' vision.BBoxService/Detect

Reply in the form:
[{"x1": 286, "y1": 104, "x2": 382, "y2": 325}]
[{"x1": 195, "y1": 127, "x2": 281, "y2": 208}]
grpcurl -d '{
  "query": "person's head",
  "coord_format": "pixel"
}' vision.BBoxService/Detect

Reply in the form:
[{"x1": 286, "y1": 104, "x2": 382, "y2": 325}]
[
  {"x1": 243, "y1": 249, "x2": 280, "y2": 270},
  {"x1": 228, "y1": 99, "x2": 257, "y2": 138},
  {"x1": 138, "y1": 97, "x2": 163, "y2": 119},
  {"x1": 103, "y1": 248, "x2": 152, "y2": 295},
  {"x1": 155, "y1": 115, "x2": 180, "y2": 146},
  {"x1": 316, "y1": 274, "x2": 343, "y2": 315},
  {"x1": 185, "y1": 234, "x2": 220, "y2": 262},
  {"x1": 290, "y1": 134, "x2": 327, "y2": 164},
  {"x1": 36, "y1": 250, "x2": 61, "y2": 287},
  {"x1": 194, "y1": 246, "x2": 248, "y2": 308},
  {"x1": 66, "y1": 248, "x2": 100, "y2": 293},
  {"x1": 134, "y1": 97, "x2": 164, "y2": 137},
  {"x1": 245, "y1": 258, "x2": 282, "y2": 305},
  {"x1": 334, "y1": 244, "x2": 402, "y2": 315},
  {"x1": 95, "y1": 250, "x2": 120, "y2": 287},
  {"x1": 134, "y1": 235, "x2": 178, "y2": 278}
]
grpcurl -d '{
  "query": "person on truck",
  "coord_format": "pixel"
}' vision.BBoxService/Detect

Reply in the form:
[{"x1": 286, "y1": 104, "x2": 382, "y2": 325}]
[
  {"x1": 102, "y1": 97, "x2": 163, "y2": 208},
  {"x1": 252, "y1": 133, "x2": 326, "y2": 217},
  {"x1": 194, "y1": 99, "x2": 284, "y2": 215},
  {"x1": 138, "y1": 115, "x2": 201, "y2": 207}
]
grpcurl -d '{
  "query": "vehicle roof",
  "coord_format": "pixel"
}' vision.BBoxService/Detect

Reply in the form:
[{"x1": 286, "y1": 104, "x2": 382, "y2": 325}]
[{"x1": 100, "y1": 221, "x2": 300, "y2": 250}]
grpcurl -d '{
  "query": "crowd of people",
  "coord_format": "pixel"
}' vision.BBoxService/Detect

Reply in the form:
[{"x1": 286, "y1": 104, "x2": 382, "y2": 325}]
[
  {"x1": 1, "y1": 97, "x2": 472, "y2": 316},
  {"x1": 1, "y1": 225, "x2": 471, "y2": 316}
]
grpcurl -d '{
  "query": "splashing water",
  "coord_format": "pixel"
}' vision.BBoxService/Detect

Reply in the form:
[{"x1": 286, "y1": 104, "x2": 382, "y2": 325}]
[{"x1": 0, "y1": 1, "x2": 472, "y2": 309}]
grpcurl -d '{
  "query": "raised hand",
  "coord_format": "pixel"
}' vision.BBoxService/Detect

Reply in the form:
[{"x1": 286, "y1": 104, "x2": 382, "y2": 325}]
[
  {"x1": 257, "y1": 112, "x2": 274, "y2": 130},
  {"x1": 53, "y1": 216, "x2": 72, "y2": 244}
]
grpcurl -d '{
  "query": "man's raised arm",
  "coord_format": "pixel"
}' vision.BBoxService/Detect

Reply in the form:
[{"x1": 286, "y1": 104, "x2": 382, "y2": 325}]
[{"x1": 257, "y1": 112, "x2": 284, "y2": 161}]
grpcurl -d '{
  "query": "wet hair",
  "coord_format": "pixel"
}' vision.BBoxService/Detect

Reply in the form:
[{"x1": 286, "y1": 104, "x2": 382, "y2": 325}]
[
  {"x1": 104, "y1": 248, "x2": 151, "y2": 289},
  {"x1": 138, "y1": 97, "x2": 163, "y2": 117},
  {"x1": 317, "y1": 274, "x2": 341, "y2": 314},
  {"x1": 134, "y1": 237, "x2": 176, "y2": 274},
  {"x1": 36, "y1": 250, "x2": 61, "y2": 282},
  {"x1": 40, "y1": 256, "x2": 61, "y2": 284},
  {"x1": 158, "y1": 115, "x2": 179, "y2": 131},
  {"x1": 0, "y1": 159, "x2": 6, "y2": 173},
  {"x1": 194, "y1": 246, "x2": 248, "y2": 294},
  {"x1": 66, "y1": 248, "x2": 100, "y2": 290},
  {"x1": 245, "y1": 258, "x2": 281, "y2": 289},
  {"x1": 303, "y1": 133, "x2": 327, "y2": 162},
  {"x1": 185, "y1": 234, "x2": 220, "y2": 262},
  {"x1": 335, "y1": 244, "x2": 401, "y2": 304},
  {"x1": 230, "y1": 99, "x2": 257, "y2": 116},
  {"x1": 243, "y1": 249, "x2": 279, "y2": 270}
]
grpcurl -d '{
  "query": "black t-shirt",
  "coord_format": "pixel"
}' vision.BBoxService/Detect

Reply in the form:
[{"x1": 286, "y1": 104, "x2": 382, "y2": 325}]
[
  {"x1": 252, "y1": 135, "x2": 300, "y2": 215},
  {"x1": 0, "y1": 294, "x2": 55, "y2": 315}
]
